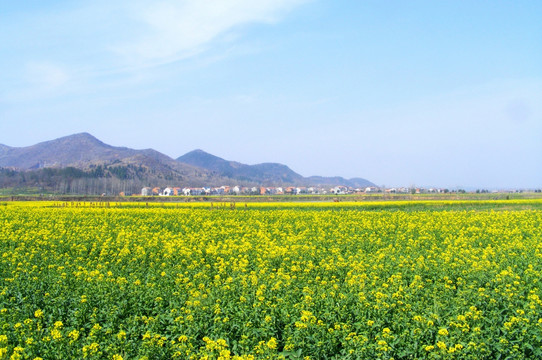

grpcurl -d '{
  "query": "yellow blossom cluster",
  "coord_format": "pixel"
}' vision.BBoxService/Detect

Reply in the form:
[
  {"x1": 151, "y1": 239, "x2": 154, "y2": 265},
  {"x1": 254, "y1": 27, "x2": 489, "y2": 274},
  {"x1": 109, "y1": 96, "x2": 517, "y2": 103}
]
[{"x1": 0, "y1": 200, "x2": 541, "y2": 358}]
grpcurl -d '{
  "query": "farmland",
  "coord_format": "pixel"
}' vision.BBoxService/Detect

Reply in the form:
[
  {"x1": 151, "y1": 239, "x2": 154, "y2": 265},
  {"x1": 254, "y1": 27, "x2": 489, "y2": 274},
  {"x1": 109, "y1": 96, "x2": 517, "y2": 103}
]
[{"x1": 1, "y1": 200, "x2": 542, "y2": 359}]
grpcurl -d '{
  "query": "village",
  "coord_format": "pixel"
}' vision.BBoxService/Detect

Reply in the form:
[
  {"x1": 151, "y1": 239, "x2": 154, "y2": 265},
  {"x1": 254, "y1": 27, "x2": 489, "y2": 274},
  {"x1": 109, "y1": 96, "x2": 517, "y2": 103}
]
[{"x1": 138, "y1": 185, "x2": 452, "y2": 196}]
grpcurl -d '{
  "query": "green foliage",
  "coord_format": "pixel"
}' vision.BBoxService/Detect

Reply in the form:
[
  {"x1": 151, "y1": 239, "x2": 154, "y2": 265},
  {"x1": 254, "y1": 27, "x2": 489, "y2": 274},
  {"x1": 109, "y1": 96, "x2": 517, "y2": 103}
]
[{"x1": 0, "y1": 203, "x2": 541, "y2": 358}]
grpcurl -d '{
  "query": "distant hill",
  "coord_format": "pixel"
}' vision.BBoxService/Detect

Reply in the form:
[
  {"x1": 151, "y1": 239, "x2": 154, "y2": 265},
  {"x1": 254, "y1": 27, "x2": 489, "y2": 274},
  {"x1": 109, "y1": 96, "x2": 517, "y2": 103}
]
[
  {"x1": 177, "y1": 149, "x2": 375, "y2": 188},
  {"x1": 1, "y1": 133, "x2": 170, "y2": 169},
  {"x1": 0, "y1": 133, "x2": 225, "y2": 194},
  {"x1": 177, "y1": 150, "x2": 305, "y2": 185},
  {"x1": 0, "y1": 132, "x2": 130, "y2": 169},
  {"x1": 0, "y1": 133, "x2": 375, "y2": 194},
  {"x1": 0, "y1": 144, "x2": 10, "y2": 157},
  {"x1": 0, "y1": 132, "x2": 206, "y2": 176},
  {"x1": 305, "y1": 176, "x2": 376, "y2": 188}
]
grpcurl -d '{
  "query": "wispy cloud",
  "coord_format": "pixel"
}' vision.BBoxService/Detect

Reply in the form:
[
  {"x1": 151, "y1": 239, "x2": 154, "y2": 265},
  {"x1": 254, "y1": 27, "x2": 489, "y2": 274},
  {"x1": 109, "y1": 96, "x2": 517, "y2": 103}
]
[
  {"x1": 0, "y1": 0, "x2": 309, "y2": 102},
  {"x1": 114, "y1": 0, "x2": 309, "y2": 67}
]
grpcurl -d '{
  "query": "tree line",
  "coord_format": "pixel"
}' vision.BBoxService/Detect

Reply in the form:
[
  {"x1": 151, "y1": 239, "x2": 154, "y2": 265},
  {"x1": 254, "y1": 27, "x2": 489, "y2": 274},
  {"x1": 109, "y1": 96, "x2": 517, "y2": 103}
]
[{"x1": 0, "y1": 164, "x2": 174, "y2": 195}]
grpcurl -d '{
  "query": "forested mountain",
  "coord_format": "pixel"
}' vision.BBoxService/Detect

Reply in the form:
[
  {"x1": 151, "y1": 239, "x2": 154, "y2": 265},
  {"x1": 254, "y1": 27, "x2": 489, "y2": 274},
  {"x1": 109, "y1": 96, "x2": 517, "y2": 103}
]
[
  {"x1": 177, "y1": 150, "x2": 305, "y2": 185},
  {"x1": 177, "y1": 149, "x2": 375, "y2": 188},
  {"x1": 0, "y1": 133, "x2": 374, "y2": 195},
  {"x1": 0, "y1": 133, "x2": 225, "y2": 194}
]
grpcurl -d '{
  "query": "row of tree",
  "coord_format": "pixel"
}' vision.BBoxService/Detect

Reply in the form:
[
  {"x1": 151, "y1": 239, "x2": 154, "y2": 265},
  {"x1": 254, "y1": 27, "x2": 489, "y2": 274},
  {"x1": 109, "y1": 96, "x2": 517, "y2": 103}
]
[{"x1": 0, "y1": 165, "x2": 172, "y2": 195}]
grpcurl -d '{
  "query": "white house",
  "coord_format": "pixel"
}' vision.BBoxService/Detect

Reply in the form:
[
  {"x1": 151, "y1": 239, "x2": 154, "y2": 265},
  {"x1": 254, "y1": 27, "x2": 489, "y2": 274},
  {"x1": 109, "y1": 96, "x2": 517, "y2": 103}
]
[{"x1": 331, "y1": 186, "x2": 348, "y2": 195}]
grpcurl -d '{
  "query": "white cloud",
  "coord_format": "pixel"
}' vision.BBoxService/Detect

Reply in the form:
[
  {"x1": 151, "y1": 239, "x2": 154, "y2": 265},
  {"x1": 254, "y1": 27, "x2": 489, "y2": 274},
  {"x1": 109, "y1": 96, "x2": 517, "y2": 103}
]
[
  {"x1": 114, "y1": 0, "x2": 309, "y2": 66},
  {"x1": 0, "y1": 0, "x2": 309, "y2": 103}
]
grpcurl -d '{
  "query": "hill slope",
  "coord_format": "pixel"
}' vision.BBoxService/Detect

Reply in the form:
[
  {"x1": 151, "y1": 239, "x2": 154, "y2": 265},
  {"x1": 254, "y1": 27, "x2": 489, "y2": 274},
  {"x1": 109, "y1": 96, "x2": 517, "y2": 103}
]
[
  {"x1": 177, "y1": 149, "x2": 374, "y2": 187},
  {"x1": 0, "y1": 133, "x2": 175, "y2": 170},
  {"x1": 177, "y1": 150, "x2": 305, "y2": 185},
  {"x1": 0, "y1": 133, "x2": 375, "y2": 193},
  {"x1": 0, "y1": 133, "x2": 225, "y2": 193},
  {"x1": 0, "y1": 132, "x2": 200, "y2": 174}
]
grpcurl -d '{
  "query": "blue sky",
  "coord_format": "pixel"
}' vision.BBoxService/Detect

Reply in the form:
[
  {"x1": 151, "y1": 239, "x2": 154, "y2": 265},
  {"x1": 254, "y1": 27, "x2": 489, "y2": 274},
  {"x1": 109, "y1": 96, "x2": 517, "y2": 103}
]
[{"x1": 1, "y1": 0, "x2": 541, "y2": 189}]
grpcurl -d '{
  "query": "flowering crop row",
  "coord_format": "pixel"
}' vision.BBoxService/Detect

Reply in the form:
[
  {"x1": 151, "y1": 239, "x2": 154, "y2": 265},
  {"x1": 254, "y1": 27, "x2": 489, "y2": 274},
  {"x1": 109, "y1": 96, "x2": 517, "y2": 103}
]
[{"x1": 0, "y1": 202, "x2": 541, "y2": 359}]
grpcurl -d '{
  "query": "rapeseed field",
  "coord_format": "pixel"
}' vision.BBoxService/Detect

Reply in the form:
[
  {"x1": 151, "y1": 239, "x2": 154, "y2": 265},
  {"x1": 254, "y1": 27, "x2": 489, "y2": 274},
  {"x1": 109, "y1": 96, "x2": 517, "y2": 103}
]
[{"x1": 0, "y1": 201, "x2": 541, "y2": 359}]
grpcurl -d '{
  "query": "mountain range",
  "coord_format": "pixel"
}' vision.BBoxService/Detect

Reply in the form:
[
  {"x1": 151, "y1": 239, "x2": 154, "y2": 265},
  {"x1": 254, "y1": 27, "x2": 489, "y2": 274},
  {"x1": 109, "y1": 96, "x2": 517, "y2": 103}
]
[{"x1": 0, "y1": 133, "x2": 374, "y2": 194}]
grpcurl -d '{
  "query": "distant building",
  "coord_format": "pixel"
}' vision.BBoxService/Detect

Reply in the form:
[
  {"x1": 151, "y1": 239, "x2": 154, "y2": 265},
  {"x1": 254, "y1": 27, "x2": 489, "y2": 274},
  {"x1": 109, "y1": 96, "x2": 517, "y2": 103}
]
[{"x1": 332, "y1": 186, "x2": 348, "y2": 195}]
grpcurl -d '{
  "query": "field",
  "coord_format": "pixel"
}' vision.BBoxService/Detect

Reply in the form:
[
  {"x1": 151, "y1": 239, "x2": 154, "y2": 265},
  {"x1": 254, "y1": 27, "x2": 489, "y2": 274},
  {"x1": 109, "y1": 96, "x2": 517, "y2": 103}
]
[{"x1": 1, "y1": 200, "x2": 542, "y2": 359}]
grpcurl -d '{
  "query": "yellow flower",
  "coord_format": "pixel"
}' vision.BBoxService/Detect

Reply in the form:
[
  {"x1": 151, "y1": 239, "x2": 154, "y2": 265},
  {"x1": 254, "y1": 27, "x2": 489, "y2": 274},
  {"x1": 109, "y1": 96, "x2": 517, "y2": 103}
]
[
  {"x1": 216, "y1": 338, "x2": 228, "y2": 347},
  {"x1": 178, "y1": 335, "x2": 188, "y2": 342},
  {"x1": 438, "y1": 328, "x2": 449, "y2": 336},
  {"x1": 51, "y1": 328, "x2": 62, "y2": 340},
  {"x1": 34, "y1": 309, "x2": 43, "y2": 318},
  {"x1": 91, "y1": 323, "x2": 102, "y2": 333},
  {"x1": 267, "y1": 337, "x2": 278, "y2": 350},
  {"x1": 116, "y1": 330, "x2": 127, "y2": 341},
  {"x1": 68, "y1": 329, "x2": 80, "y2": 342}
]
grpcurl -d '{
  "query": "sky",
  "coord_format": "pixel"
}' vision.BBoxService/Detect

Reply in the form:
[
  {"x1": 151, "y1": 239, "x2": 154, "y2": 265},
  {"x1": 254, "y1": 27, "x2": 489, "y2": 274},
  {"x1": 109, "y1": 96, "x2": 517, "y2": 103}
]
[{"x1": 0, "y1": 0, "x2": 541, "y2": 189}]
